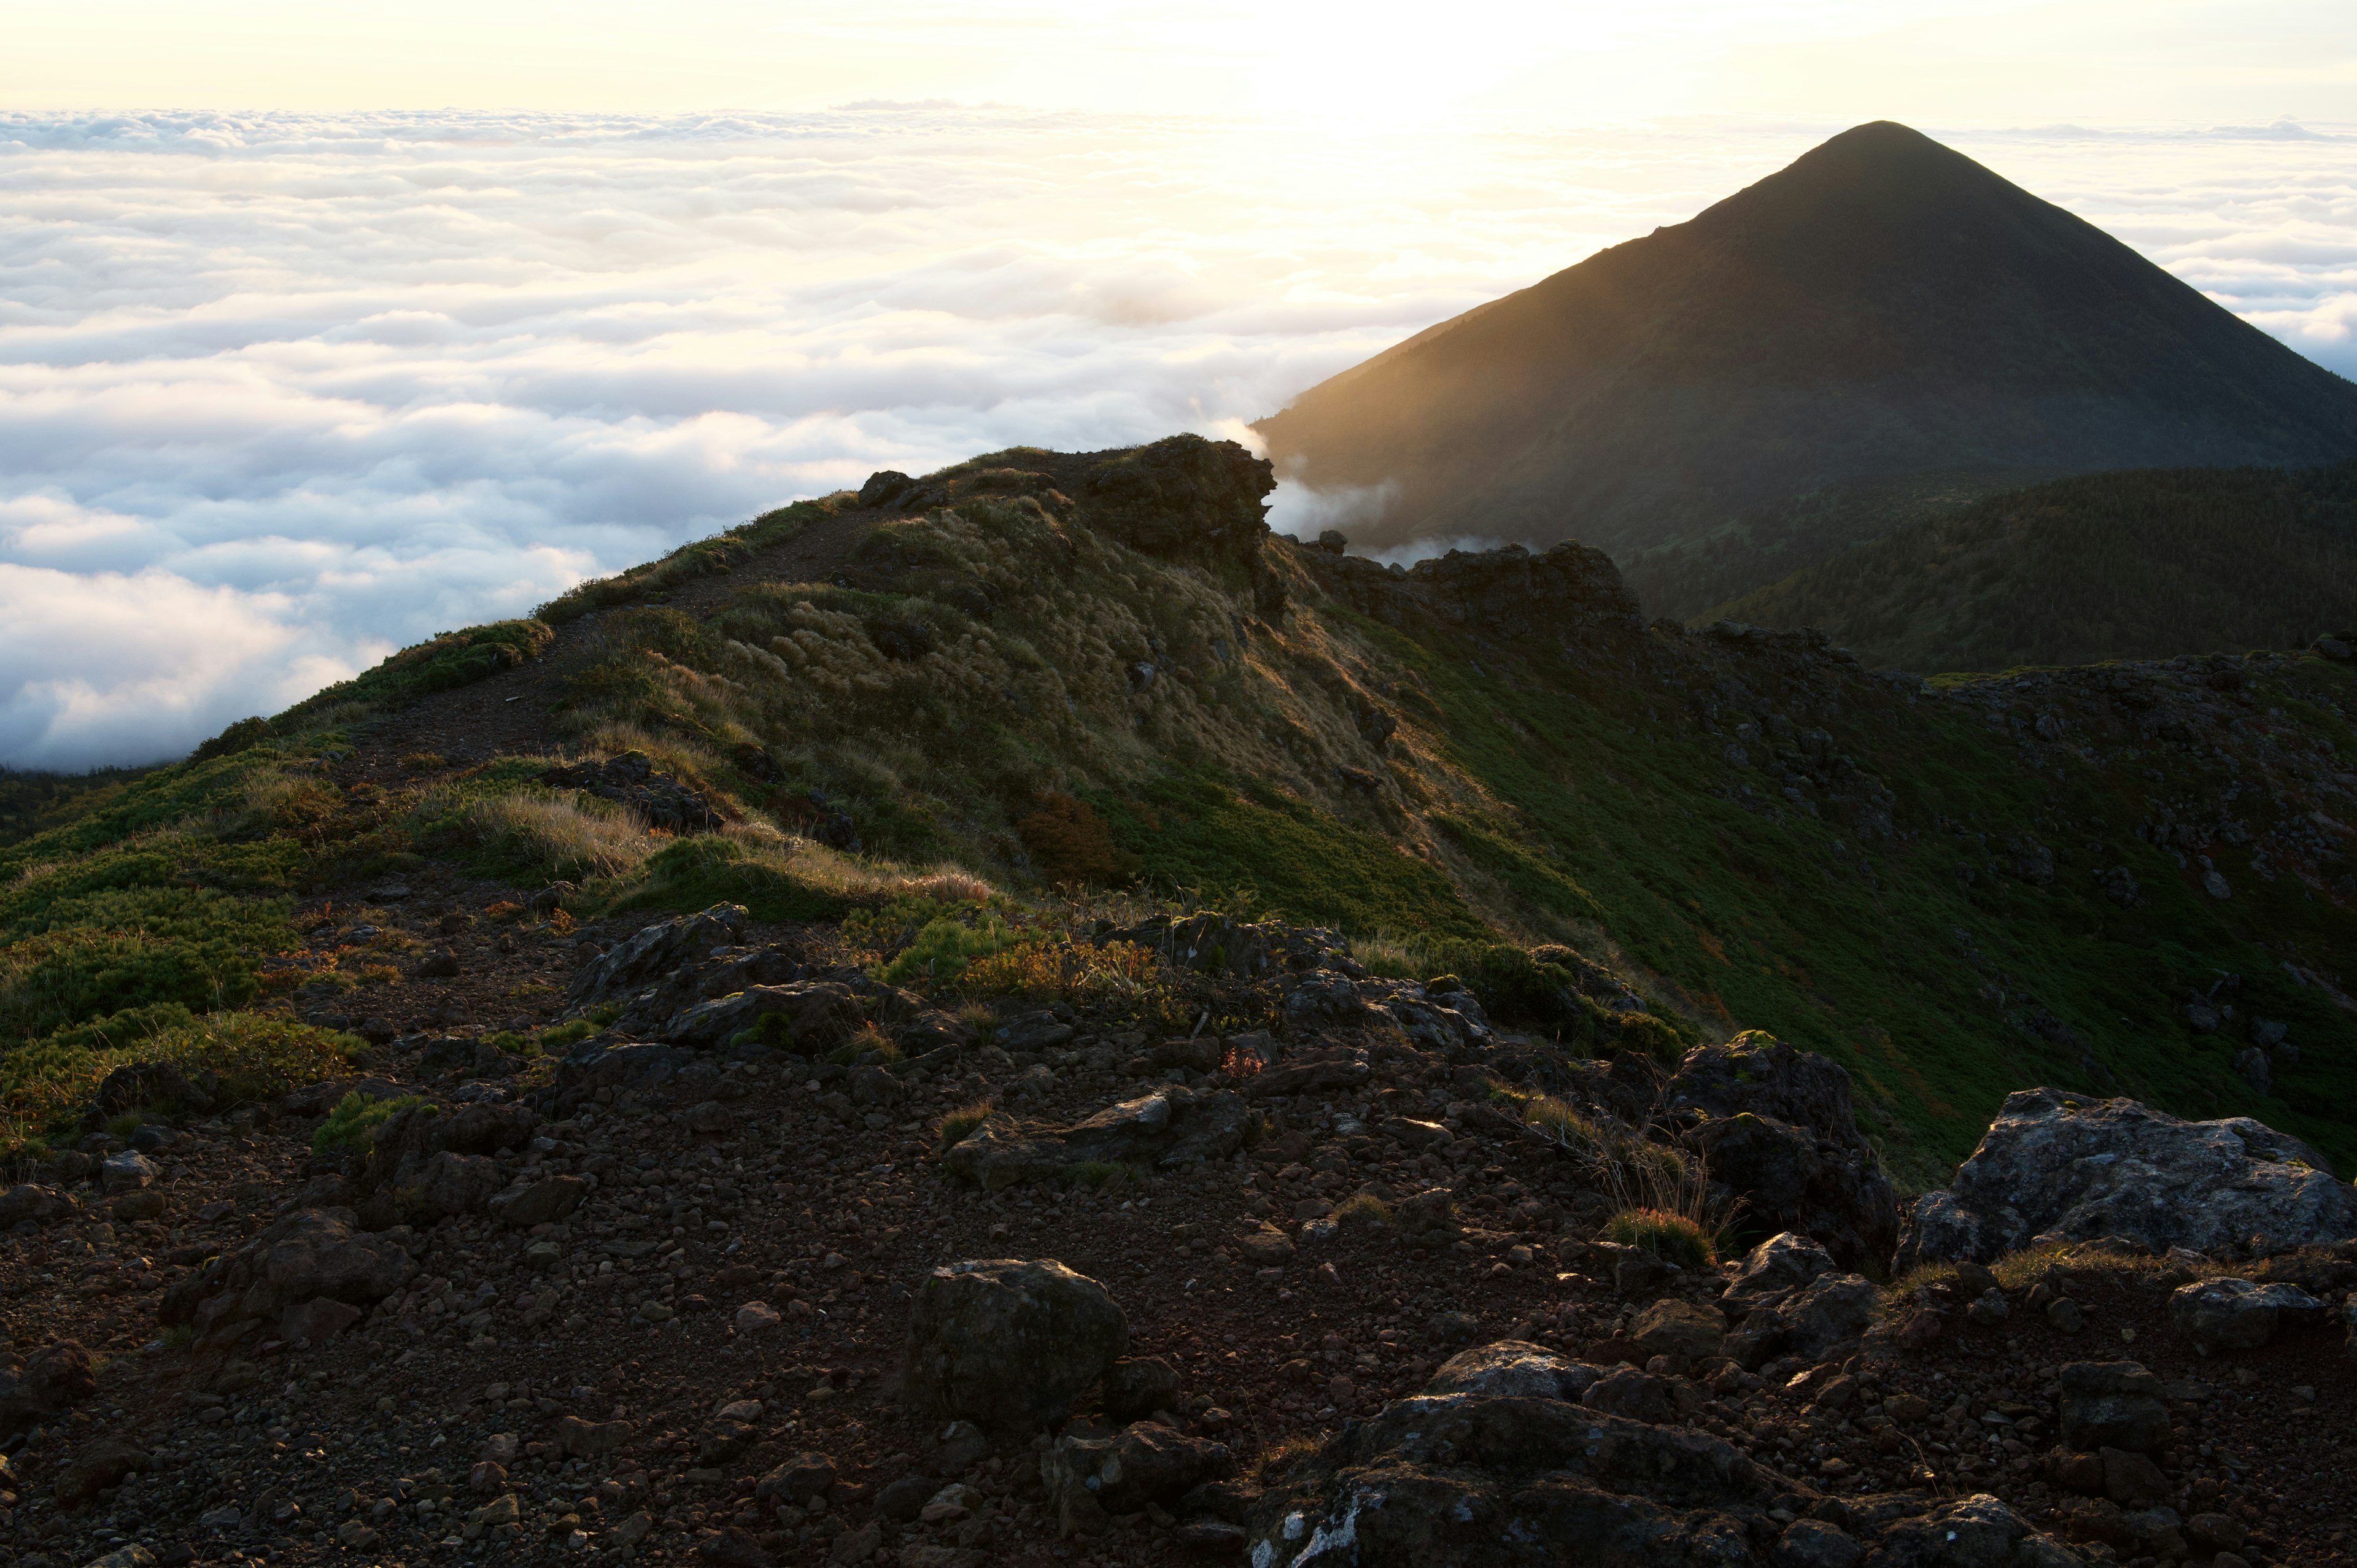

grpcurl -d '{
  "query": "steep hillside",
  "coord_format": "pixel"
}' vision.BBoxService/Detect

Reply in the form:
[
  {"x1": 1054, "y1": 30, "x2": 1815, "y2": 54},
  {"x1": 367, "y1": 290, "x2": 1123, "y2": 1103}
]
[
  {"x1": 1255, "y1": 122, "x2": 2357, "y2": 588},
  {"x1": 1710, "y1": 462, "x2": 2357, "y2": 673},
  {"x1": 9, "y1": 436, "x2": 2357, "y2": 1191}
]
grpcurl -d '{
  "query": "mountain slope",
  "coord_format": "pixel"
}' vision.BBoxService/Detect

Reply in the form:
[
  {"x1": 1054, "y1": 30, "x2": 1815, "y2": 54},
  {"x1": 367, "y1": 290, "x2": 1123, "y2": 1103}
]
[
  {"x1": 1253, "y1": 122, "x2": 2357, "y2": 590},
  {"x1": 14, "y1": 437, "x2": 2357, "y2": 1191},
  {"x1": 1710, "y1": 461, "x2": 2357, "y2": 673}
]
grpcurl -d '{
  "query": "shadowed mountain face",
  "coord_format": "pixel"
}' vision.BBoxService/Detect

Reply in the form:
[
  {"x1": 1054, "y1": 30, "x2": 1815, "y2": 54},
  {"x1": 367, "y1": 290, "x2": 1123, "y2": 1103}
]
[{"x1": 1253, "y1": 122, "x2": 2357, "y2": 595}]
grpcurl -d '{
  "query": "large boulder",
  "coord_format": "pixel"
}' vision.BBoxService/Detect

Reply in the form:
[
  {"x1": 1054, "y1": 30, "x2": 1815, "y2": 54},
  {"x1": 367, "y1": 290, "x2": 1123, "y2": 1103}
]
[
  {"x1": 1670, "y1": 1033, "x2": 1898, "y2": 1269},
  {"x1": 900, "y1": 1259, "x2": 1127, "y2": 1430},
  {"x1": 1724, "y1": 1271, "x2": 1880, "y2": 1370},
  {"x1": 158, "y1": 1208, "x2": 415, "y2": 1350},
  {"x1": 1242, "y1": 1344, "x2": 2085, "y2": 1567},
  {"x1": 942, "y1": 1087, "x2": 1247, "y2": 1191},
  {"x1": 1893, "y1": 1089, "x2": 2357, "y2": 1268},
  {"x1": 1082, "y1": 434, "x2": 1274, "y2": 576},
  {"x1": 0, "y1": 1342, "x2": 97, "y2": 1440}
]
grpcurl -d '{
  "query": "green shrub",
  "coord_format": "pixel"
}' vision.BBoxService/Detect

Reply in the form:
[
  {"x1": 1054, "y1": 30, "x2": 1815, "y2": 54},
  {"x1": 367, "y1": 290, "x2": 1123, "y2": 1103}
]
[
  {"x1": 730, "y1": 1013, "x2": 799, "y2": 1052},
  {"x1": 482, "y1": 1031, "x2": 540, "y2": 1059},
  {"x1": 875, "y1": 914, "x2": 1021, "y2": 986},
  {"x1": 1604, "y1": 1207, "x2": 1717, "y2": 1269},
  {"x1": 22, "y1": 1003, "x2": 199, "y2": 1055},
  {"x1": 0, "y1": 929, "x2": 263, "y2": 1045},
  {"x1": 1, "y1": 1012, "x2": 359, "y2": 1157},
  {"x1": 536, "y1": 1018, "x2": 600, "y2": 1051},
  {"x1": 1066, "y1": 1159, "x2": 1131, "y2": 1190},
  {"x1": 1333, "y1": 1192, "x2": 1392, "y2": 1227},
  {"x1": 312, "y1": 1092, "x2": 429, "y2": 1154}
]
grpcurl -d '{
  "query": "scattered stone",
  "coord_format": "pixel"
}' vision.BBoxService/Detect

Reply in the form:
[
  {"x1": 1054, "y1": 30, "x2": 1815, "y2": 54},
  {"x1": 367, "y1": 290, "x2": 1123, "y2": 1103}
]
[
  {"x1": 1630, "y1": 1298, "x2": 1725, "y2": 1362},
  {"x1": 2057, "y1": 1362, "x2": 2169, "y2": 1454}
]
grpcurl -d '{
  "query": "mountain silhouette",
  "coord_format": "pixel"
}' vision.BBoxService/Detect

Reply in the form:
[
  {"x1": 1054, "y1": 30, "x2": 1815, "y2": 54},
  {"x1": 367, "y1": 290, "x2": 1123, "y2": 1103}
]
[{"x1": 1253, "y1": 122, "x2": 2357, "y2": 592}]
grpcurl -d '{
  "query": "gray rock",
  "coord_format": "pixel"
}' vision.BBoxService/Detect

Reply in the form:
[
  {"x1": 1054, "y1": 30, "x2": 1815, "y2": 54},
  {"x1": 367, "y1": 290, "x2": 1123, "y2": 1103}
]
[
  {"x1": 1728, "y1": 1272, "x2": 1878, "y2": 1369},
  {"x1": 1042, "y1": 1420, "x2": 1232, "y2": 1527},
  {"x1": 2057, "y1": 1362, "x2": 2169, "y2": 1454},
  {"x1": 1581, "y1": 1367, "x2": 1674, "y2": 1423},
  {"x1": 941, "y1": 1086, "x2": 1245, "y2": 1190},
  {"x1": 99, "y1": 1151, "x2": 158, "y2": 1195},
  {"x1": 489, "y1": 1175, "x2": 588, "y2": 1229},
  {"x1": 159, "y1": 1208, "x2": 414, "y2": 1349},
  {"x1": 2232, "y1": 1047, "x2": 2270, "y2": 1094},
  {"x1": 1422, "y1": 1341, "x2": 1606, "y2": 1402},
  {"x1": 665, "y1": 983, "x2": 865, "y2": 1053},
  {"x1": 411, "y1": 1149, "x2": 503, "y2": 1219},
  {"x1": 1777, "y1": 1519, "x2": 1867, "y2": 1568},
  {"x1": 1894, "y1": 1089, "x2": 2357, "y2": 1268},
  {"x1": 0, "y1": 1184, "x2": 79, "y2": 1229},
  {"x1": 0, "y1": 1341, "x2": 96, "y2": 1442},
  {"x1": 568, "y1": 903, "x2": 748, "y2": 1011},
  {"x1": 900, "y1": 1258, "x2": 1127, "y2": 1429},
  {"x1": 1721, "y1": 1231, "x2": 1840, "y2": 1316},
  {"x1": 2167, "y1": 1276, "x2": 2323, "y2": 1353}
]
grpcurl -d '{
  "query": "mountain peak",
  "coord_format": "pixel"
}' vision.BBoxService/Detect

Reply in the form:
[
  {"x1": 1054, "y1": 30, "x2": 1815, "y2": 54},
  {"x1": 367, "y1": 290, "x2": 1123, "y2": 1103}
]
[{"x1": 1253, "y1": 125, "x2": 2357, "y2": 594}]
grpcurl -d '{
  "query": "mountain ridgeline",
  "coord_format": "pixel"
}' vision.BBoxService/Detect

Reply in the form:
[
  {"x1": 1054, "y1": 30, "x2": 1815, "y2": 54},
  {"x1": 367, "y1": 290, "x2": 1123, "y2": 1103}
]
[
  {"x1": 1253, "y1": 121, "x2": 2357, "y2": 606},
  {"x1": 1709, "y1": 461, "x2": 2357, "y2": 674},
  {"x1": 12, "y1": 435, "x2": 2357, "y2": 1191}
]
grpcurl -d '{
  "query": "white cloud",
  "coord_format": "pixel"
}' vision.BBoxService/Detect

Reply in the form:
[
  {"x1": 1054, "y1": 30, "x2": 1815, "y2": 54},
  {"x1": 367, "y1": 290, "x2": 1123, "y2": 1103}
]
[{"x1": 2, "y1": 109, "x2": 2355, "y2": 767}]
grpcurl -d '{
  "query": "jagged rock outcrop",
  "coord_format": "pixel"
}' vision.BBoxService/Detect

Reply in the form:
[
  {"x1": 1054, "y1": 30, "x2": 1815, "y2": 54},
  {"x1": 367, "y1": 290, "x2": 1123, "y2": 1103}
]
[
  {"x1": 1669, "y1": 1032, "x2": 1899, "y2": 1269},
  {"x1": 942, "y1": 1087, "x2": 1248, "y2": 1190},
  {"x1": 1245, "y1": 1338, "x2": 2083, "y2": 1566},
  {"x1": 1082, "y1": 434, "x2": 1275, "y2": 578},
  {"x1": 1298, "y1": 539, "x2": 1644, "y2": 649},
  {"x1": 158, "y1": 1210, "x2": 416, "y2": 1351},
  {"x1": 569, "y1": 903, "x2": 749, "y2": 1013},
  {"x1": 0, "y1": 1342, "x2": 96, "y2": 1442},
  {"x1": 1894, "y1": 1089, "x2": 2357, "y2": 1267},
  {"x1": 348, "y1": 1100, "x2": 540, "y2": 1227}
]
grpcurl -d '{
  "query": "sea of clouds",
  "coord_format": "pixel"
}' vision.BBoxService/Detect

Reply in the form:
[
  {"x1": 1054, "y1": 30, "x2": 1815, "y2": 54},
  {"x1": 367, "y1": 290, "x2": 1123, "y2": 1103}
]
[{"x1": 2, "y1": 109, "x2": 2353, "y2": 768}]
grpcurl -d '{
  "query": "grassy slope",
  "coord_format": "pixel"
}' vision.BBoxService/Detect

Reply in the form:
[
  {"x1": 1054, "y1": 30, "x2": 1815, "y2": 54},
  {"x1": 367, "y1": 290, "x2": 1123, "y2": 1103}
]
[
  {"x1": 9, "y1": 441, "x2": 2357, "y2": 1186},
  {"x1": 1709, "y1": 462, "x2": 2357, "y2": 673}
]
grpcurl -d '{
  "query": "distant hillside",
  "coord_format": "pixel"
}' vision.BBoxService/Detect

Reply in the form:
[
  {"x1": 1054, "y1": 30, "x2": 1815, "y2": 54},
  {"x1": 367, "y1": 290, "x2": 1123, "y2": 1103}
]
[
  {"x1": 1256, "y1": 121, "x2": 2357, "y2": 587},
  {"x1": 1711, "y1": 462, "x2": 2357, "y2": 673}
]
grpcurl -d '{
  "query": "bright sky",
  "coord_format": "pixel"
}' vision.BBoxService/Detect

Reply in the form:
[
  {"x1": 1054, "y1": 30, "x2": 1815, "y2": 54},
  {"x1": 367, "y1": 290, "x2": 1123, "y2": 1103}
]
[
  {"x1": 4, "y1": 2, "x2": 2356, "y2": 768},
  {"x1": 9, "y1": 0, "x2": 2355, "y2": 126}
]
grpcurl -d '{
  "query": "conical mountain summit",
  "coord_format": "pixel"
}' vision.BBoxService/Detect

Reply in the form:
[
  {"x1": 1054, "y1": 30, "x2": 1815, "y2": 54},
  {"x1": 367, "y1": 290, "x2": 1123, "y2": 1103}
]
[{"x1": 1253, "y1": 122, "x2": 2357, "y2": 597}]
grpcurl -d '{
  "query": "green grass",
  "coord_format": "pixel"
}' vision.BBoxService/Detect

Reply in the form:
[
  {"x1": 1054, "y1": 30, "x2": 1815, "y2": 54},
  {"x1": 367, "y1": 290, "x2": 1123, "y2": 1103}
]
[
  {"x1": 1712, "y1": 461, "x2": 2357, "y2": 673},
  {"x1": 601, "y1": 836, "x2": 851, "y2": 924},
  {"x1": 1085, "y1": 773, "x2": 1485, "y2": 937},
  {"x1": 312, "y1": 1091, "x2": 430, "y2": 1154}
]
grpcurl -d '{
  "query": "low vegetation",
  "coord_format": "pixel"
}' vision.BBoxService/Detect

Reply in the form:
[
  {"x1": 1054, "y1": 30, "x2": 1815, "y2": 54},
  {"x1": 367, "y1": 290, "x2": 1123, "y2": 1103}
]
[{"x1": 1712, "y1": 461, "x2": 2357, "y2": 673}]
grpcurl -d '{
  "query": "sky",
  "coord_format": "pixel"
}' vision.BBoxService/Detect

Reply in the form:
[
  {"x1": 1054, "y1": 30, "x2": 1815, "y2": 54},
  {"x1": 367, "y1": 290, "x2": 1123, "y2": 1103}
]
[{"x1": 2, "y1": 1, "x2": 2356, "y2": 769}]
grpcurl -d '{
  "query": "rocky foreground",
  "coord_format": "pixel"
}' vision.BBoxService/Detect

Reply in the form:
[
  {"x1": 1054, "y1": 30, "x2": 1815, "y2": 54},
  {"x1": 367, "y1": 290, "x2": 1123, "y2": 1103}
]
[{"x1": 3, "y1": 902, "x2": 2356, "y2": 1568}]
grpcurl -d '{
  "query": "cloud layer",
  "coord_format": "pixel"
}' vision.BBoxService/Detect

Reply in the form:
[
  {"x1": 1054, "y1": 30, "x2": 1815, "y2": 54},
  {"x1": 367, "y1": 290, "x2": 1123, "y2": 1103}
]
[{"x1": 3, "y1": 109, "x2": 2354, "y2": 767}]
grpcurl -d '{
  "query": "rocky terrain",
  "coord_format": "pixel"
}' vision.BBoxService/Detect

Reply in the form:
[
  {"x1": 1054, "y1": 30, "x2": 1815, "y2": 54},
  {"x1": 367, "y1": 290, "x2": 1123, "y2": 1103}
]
[
  {"x1": 7, "y1": 428, "x2": 2357, "y2": 1568},
  {"x1": 4, "y1": 897, "x2": 2356, "y2": 1568}
]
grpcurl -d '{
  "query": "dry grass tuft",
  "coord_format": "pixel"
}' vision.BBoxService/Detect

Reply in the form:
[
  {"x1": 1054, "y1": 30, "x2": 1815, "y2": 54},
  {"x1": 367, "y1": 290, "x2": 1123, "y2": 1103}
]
[{"x1": 465, "y1": 792, "x2": 659, "y2": 881}]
